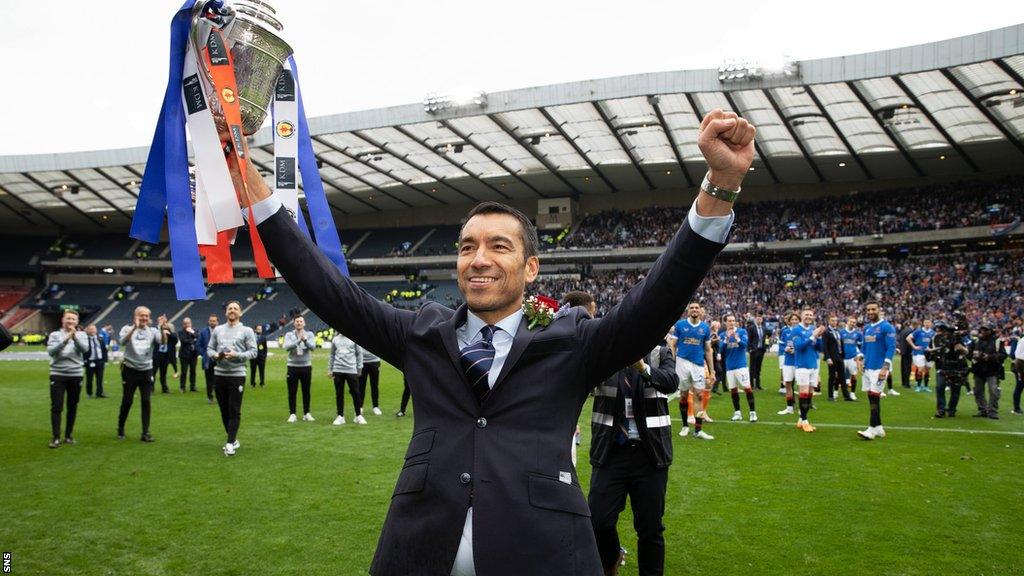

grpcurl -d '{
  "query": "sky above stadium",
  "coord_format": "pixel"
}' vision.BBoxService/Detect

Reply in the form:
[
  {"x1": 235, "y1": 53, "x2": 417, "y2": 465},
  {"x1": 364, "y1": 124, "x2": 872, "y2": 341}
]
[{"x1": 1, "y1": 1, "x2": 1019, "y2": 155}]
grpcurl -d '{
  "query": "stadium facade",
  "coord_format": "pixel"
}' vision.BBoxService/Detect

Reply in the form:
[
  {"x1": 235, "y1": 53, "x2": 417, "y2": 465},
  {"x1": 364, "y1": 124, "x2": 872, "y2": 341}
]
[{"x1": 0, "y1": 25, "x2": 1022, "y2": 334}]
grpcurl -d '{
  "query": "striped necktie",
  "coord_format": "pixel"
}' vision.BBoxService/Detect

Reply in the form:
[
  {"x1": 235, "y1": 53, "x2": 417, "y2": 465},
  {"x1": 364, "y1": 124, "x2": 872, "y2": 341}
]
[{"x1": 461, "y1": 325, "x2": 496, "y2": 403}]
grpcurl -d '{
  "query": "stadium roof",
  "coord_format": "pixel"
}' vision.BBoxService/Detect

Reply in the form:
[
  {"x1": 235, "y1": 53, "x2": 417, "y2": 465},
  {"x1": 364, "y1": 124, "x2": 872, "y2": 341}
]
[{"x1": 1, "y1": 24, "x2": 1023, "y2": 232}]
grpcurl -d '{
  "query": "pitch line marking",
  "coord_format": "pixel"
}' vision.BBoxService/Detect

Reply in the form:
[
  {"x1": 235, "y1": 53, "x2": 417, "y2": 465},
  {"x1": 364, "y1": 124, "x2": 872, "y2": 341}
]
[{"x1": 669, "y1": 417, "x2": 1024, "y2": 437}]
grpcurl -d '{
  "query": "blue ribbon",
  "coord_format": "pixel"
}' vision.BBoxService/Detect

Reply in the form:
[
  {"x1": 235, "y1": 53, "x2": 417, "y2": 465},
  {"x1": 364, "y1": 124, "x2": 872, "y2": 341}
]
[
  {"x1": 131, "y1": 0, "x2": 206, "y2": 301},
  {"x1": 289, "y1": 56, "x2": 350, "y2": 277}
]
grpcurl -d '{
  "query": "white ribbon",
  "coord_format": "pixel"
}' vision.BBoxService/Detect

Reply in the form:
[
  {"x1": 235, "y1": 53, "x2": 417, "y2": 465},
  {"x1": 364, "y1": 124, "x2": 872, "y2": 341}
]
[
  {"x1": 273, "y1": 63, "x2": 300, "y2": 225},
  {"x1": 193, "y1": 169, "x2": 217, "y2": 245},
  {"x1": 182, "y1": 43, "x2": 243, "y2": 235}
]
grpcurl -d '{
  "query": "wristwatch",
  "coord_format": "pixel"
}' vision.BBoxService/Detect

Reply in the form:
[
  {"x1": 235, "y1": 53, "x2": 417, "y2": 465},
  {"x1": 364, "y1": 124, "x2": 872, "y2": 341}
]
[{"x1": 700, "y1": 172, "x2": 741, "y2": 202}]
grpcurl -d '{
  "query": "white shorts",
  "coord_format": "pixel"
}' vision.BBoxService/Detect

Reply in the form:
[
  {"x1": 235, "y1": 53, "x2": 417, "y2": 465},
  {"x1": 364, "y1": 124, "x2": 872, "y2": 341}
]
[
  {"x1": 676, "y1": 358, "x2": 706, "y2": 392},
  {"x1": 862, "y1": 369, "x2": 885, "y2": 394},
  {"x1": 726, "y1": 367, "x2": 751, "y2": 390},
  {"x1": 782, "y1": 364, "x2": 796, "y2": 383},
  {"x1": 795, "y1": 367, "x2": 819, "y2": 388},
  {"x1": 912, "y1": 355, "x2": 929, "y2": 369},
  {"x1": 843, "y1": 359, "x2": 859, "y2": 378}
]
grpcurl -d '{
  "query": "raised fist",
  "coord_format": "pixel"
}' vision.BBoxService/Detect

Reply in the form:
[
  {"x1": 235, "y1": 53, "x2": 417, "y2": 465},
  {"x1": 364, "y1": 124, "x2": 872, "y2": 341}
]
[{"x1": 697, "y1": 109, "x2": 756, "y2": 190}]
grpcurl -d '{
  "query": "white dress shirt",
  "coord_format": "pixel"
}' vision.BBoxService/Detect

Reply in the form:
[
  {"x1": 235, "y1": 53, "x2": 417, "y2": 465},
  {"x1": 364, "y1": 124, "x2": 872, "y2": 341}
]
[
  {"x1": 245, "y1": 192, "x2": 733, "y2": 576},
  {"x1": 451, "y1": 308, "x2": 522, "y2": 576}
]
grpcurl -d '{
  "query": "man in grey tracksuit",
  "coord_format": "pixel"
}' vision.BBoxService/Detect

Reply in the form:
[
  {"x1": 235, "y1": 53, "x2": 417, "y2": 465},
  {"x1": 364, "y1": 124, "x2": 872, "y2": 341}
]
[
  {"x1": 118, "y1": 306, "x2": 164, "y2": 442},
  {"x1": 329, "y1": 332, "x2": 364, "y2": 425},
  {"x1": 283, "y1": 316, "x2": 318, "y2": 422},
  {"x1": 47, "y1": 309, "x2": 90, "y2": 448},
  {"x1": 207, "y1": 301, "x2": 258, "y2": 456}
]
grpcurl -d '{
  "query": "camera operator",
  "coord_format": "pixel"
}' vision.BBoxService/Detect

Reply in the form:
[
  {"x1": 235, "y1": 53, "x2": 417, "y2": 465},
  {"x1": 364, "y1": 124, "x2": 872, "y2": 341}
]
[
  {"x1": 929, "y1": 321, "x2": 970, "y2": 418},
  {"x1": 970, "y1": 324, "x2": 1006, "y2": 419}
]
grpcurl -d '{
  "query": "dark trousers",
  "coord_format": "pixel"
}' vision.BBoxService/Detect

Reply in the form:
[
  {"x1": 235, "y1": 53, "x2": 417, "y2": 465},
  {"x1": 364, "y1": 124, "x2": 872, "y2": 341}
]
[
  {"x1": 85, "y1": 361, "x2": 105, "y2": 396},
  {"x1": 250, "y1": 356, "x2": 266, "y2": 387},
  {"x1": 899, "y1": 353, "x2": 912, "y2": 388},
  {"x1": 49, "y1": 375, "x2": 82, "y2": 439},
  {"x1": 359, "y1": 361, "x2": 381, "y2": 408},
  {"x1": 118, "y1": 367, "x2": 153, "y2": 435},
  {"x1": 203, "y1": 363, "x2": 216, "y2": 400},
  {"x1": 287, "y1": 366, "x2": 312, "y2": 415},
  {"x1": 214, "y1": 375, "x2": 245, "y2": 443},
  {"x1": 826, "y1": 359, "x2": 844, "y2": 399},
  {"x1": 1013, "y1": 367, "x2": 1023, "y2": 412},
  {"x1": 333, "y1": 373, "x2": 363, "y2": 417},
  {"x1": 973, "y1": 374, "x2": 1000, "y2": 416},
  {"x1": 749, "y1": 349, "x2": 765, "y2": 388},
  {"x1": 589, "y1": 444, "x2": 668, "y2": 576},
  {"x1": 157, "y1": 354, "x2": 177, "y2": 392},
  {"x1": 936, "y1": 371, "x2": 963, "y2": 414},
  {"x1": 400, "y1": 378, "x2": 411, "y2": 413},
  {"x1": 179, "y1": 355, "x2": 197, "y2": 391}
]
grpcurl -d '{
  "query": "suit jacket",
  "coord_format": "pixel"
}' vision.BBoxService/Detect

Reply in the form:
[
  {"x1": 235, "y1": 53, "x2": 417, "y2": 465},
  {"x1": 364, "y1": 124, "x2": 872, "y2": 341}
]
[
  {"x1": 746, "y1": 322, "x2": 769, "y2": 351},
  {"x1": 0, "y1": 322, "x2": 13, "y2": 352},
  {"x1": 822, "y1": 327, "x2": 843, "y2": 363},
  {"x1": 86, "y1": 334, "x2": 108, "y2": 364},
  {"x1": 197, "y1": 327, "x2": 213, "y2": 370},
  {"x1": 257, "y1": 206, "x2": 725, "y2": 576},
  {"x1": 177, "y1": 328, "x2": 198, "y2": 360}
]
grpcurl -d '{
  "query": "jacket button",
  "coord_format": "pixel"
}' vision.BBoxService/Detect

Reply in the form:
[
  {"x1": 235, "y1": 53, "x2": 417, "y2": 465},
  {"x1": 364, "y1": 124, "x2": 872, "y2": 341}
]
[
  {"x1": 460, "y1": 472, "x2": 472, "y2": 484},
  {"x1": 476, "y1": 417, "x2": 487, "y2": 428}
]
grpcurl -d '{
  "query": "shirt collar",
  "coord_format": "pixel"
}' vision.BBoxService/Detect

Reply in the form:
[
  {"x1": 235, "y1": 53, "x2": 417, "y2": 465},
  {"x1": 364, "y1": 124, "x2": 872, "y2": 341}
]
[{"x1": 465, "y1": 308, "x2": 523, "y2": 340}]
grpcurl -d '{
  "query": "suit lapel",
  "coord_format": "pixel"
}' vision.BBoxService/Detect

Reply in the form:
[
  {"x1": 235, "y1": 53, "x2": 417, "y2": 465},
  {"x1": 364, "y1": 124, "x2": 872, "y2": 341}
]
[
  {"x1": 492, "y1": 314, "x2": 537, "y2": 391},
  {"x1": 437, "y1": 305, "x2": 470, "y2": 388}
]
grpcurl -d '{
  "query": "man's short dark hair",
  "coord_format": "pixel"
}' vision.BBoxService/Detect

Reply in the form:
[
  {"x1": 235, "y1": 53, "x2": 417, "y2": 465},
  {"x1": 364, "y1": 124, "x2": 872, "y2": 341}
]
[
  {"x1": 462, "y1": 202, "x2": 539, "y2": 260},
  {"x1": 563, "y1": 291, "x2": 594, "y2": 309}
]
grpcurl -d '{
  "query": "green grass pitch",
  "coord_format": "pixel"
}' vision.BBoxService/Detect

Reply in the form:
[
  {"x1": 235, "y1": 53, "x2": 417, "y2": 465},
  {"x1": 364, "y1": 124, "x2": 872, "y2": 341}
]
[{"x1": 1, "y1": 351, "x2": 1021, "y2": 575}]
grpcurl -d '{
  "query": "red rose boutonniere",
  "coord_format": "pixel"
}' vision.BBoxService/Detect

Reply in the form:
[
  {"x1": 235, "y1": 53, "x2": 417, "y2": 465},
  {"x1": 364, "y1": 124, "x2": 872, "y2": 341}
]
[{"x1": 524, "y1": 295, "x2": 560, "y2": 330}]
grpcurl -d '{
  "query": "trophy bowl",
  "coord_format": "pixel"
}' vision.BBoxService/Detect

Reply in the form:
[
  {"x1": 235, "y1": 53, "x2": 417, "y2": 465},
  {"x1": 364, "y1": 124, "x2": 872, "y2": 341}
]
[{"x1": 190, "y1": 0, "x2": 294, "y2": 138}]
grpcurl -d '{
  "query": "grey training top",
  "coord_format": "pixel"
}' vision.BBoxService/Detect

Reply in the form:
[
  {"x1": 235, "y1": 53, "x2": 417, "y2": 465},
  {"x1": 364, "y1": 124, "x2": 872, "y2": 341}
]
[
  {"x1": 207, "y1": 322, "x2": 258, "y2": 377},
  {"x1": 360, "y1": 346, "x2": 380, "y2": 363},
  {"x1": 47, "y1": 330, "x2": 89, "y2": 377},
  {"x1": 329, "y1": 334, "x2": 363, "y2": 375},
  {"x1": 283, "y1": 330, "x2": 318, "y2": 368},
  {"x1": 119, "y1": 325, "x2": 162, "y2": 371}
]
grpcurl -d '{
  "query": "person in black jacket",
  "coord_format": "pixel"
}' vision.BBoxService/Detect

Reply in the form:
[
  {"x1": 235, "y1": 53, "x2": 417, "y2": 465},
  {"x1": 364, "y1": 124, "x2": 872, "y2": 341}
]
[
  {"x1": 588, "y1": 344, "x2": 679, "y2": 576},
  {"x1": 897, "y1": 320, "x2": 917, "y2": 390},
  {"x1": 970, "y1": 324, "x2": 1005, "y2": 419},
  {"x1": 84, "y1": 324, "x2": 109, "y2": 398},
  {"x1": 746, "y1": 314, "x2": 769, "y2": 390},
  {"x1": 251, "y1": 324, "x2": 268, "y2": 387},
  {"x1": 0, "y1": 322, "x2": 12, "y2": 352},
  {"x1": 154, "y1": 315, "x2": 179, "y2": 393},
  {"x1": 177, "y1": 317, "x2": 198, "y2": 392},
  {"x1": 822, "y1": 314, "x2": 847, "y2": 401}
]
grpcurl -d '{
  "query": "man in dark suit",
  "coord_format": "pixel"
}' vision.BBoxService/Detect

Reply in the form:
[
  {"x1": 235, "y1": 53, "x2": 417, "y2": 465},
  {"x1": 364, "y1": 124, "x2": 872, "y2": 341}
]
[
  {"x1": 84, "y1": 324, "x2": 108, "y2": 398},
  {"x1": 251, "y1": 324, "x2": 268, "y2": 387},
  {"x1": 588, "y1": 343, "x2": 678, "y2": 576},
  {"x1": 822, "y1": 314, "x2": 846, "y2": 401},
  {"x1": 197, "y1": 314, "x2": 218, "y2": 404},
  {"x1": 897, "y1": 319, "x2": 916, "y2": 391},
  {"x1": 0, "y1": 322, "x2": 11, "y2": 352},
  {"x1": 237, "y1": 109, "x2": 754, "y2": 576},
  {"x1": 746, "y1": 314, "x2": 769, "y2": 390},
  {"x1": 177, "y1": 317, "x2": 198, "y2": 392},
  {"x1": 154, "y1": 315, "x2": 179, "y2": 393}
]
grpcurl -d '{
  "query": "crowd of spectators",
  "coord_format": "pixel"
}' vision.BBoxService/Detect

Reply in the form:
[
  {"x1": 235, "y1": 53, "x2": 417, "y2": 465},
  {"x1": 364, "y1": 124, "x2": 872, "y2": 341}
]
[
  {"x1": 558, "y1": 176, "x2": 1024, "y2": 249},
  {"x1": 528, "y1": 249, "x2": 1024, "y2": 336}
]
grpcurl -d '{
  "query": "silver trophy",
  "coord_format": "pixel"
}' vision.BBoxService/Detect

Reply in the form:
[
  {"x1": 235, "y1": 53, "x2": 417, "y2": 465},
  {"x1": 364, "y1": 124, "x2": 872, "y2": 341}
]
[{"x1": 189, "y1": 0, "x2": 293, "y2": 138}]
